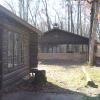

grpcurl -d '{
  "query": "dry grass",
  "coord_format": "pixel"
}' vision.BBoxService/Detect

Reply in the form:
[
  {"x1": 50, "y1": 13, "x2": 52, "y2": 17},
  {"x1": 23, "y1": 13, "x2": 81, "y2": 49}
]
[{"x1": 38, "y1": 61, "x2": 100, "y2": 96}]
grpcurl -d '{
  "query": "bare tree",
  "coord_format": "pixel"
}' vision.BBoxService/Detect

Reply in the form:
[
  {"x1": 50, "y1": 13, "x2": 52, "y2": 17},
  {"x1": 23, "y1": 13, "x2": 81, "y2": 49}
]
[
  {"x1": 88, "y1": 0, "x2": 99, "y2": 65},
  {"x1": 28, "y1": 0, "x2": 40, "y2": 27},
  {"x1": 19, "y1": 0, "x2": 31, "y2": 21},
  {"x1": 77, "y1": 0, "x2": 82, "y2": 35},
  {"x1": 69, "y1": 1, "x2": 74, "y2": 33},
  {"x1": 53, "y1": 8, "x2": 63, "y2": 29},
  {"x1": 4, "y1": 0, "x2": 16, "y2": 14},
  {"x1": 42, "y1": 0, "x2": 51, "y2": 30},
  {"x1": 61, "y1": 0, "x2": 74, "y2": 32}
]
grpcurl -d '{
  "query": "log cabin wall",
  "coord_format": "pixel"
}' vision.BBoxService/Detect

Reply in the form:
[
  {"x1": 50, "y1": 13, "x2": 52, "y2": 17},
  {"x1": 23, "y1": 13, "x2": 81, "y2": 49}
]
[
  {"x1": 0, "y1": 5, "x2": 39, "y2": 89},
  {"x1": 1, "y1": 26, "x2": 30, "y2": 89},
  {"x1": 38, "y1": 53, "x2": 87, "y2": 62},
  {"x1": 0, "y1": 27, "x2": 3, "y2": 90},
  {"x1": 29, "y1": 32, "x2": 38, "y2": 69}
]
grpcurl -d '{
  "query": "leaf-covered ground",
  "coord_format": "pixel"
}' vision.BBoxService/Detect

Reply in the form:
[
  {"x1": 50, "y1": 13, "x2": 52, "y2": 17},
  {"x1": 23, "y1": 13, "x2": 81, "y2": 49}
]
[
  {"x1": 38, "y1": 60, "x2": 100, "y2": 97},
  {"x1": 3, "y1": 60, "x2": 100, "y2": 100}
]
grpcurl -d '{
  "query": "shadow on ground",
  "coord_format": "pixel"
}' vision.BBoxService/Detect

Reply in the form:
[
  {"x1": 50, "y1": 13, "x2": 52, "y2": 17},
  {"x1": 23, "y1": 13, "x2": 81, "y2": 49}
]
[
  {"x1": 1, "y1": 79, "x2": 100, "y2": 100},
  {"x1": 39, "y1": 59, "x2": 85, "y2": 67},
  {"x1": 1, "y1": 59, "x2": 100, "y2": 100},
  {"x1": 96, "y1": 57, "x2": 100, "y2": 67}
]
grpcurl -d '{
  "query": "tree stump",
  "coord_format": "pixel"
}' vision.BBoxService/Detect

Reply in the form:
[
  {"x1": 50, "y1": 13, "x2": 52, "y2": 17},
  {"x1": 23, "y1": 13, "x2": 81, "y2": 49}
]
[
  {"x1": 87, "y1": 81, "x2": 98, "y2": 88},
  {"x1": 34, "y1": 70, "x2": 47, "y2": 85}
]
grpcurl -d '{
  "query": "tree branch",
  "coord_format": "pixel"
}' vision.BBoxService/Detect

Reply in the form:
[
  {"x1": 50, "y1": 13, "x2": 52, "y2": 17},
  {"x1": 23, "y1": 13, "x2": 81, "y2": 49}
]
[{"x1": 87, "y1": 0, "x2": 93, "y2": 4}]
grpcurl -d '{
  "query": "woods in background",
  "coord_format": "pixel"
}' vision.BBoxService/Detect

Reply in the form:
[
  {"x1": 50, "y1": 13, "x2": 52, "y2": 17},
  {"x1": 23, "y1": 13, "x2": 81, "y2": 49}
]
[
  {"x1": 1, "y1": 0, "x2": 100, "y2": 65},
  {"x1": 3, "y1": 0, "x2": 99, "y2": 35}
]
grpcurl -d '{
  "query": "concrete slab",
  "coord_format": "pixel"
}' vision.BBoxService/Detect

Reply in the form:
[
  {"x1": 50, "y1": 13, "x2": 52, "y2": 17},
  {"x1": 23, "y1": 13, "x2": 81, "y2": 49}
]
[{"x1": 2, "y1": 92, "x2": 83, "y2": 100}]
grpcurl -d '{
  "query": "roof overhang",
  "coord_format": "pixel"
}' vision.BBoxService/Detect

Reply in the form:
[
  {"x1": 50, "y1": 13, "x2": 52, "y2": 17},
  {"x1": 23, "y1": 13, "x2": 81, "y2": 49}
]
[{"x1": 39, "y1": 29, "x2": 89, "y2": 45}]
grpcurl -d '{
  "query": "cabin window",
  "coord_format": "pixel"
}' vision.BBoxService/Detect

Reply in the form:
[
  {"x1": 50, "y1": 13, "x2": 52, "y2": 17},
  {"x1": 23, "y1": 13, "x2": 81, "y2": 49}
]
[
  {"x1": 40, "y1": 44, "x2": 88, "y2": 53},
  {"x1": 14, "y1": 33, "x2": 21, "y2": 67},
  {"x1": 8, "y1": 31, "x2": 22, "y2": 68},
  {"x1": 8, "y1": 32, "x2": 13, "y2": 68}
]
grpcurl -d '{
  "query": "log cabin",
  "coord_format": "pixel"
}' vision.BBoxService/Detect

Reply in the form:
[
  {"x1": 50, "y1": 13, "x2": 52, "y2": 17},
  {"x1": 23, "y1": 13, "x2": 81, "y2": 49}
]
[
  {"x1": 39, "y1": 26, "x2": 89, "y2": 62},
  {"x1": 0, "y1": 5, "x2": 40, "y2": 90}
]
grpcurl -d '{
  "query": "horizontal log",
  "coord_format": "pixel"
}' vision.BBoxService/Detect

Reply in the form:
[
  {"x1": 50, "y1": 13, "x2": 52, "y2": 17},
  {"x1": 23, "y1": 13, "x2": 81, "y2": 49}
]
[
  {"x1": 2, "y1": 70, "x2": 28, "y2": 88},
  {"x1": 3, "y1": 67, "x2": 29, "y2": 81}
]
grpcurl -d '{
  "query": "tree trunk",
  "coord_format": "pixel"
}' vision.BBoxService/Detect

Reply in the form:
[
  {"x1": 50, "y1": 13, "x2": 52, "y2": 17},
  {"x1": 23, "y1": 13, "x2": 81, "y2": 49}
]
[{"x1": 89, "y1": 0, "x2": 99, "y2": 65}]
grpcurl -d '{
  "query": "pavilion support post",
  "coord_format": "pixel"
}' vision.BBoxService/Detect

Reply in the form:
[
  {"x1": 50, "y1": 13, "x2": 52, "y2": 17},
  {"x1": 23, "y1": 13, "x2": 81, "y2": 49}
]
[
  {"x1": 56, "y1": 46, "x2": 57, "y2": 53},
  {"x1": 66, "y1": 44, "x2": 67, "y2": 53},
  {"x1": 57, "y1": 46, "x2": 58, "y2": 53},
  {"x1": 81, "y1": 44, "x2": 84, "y2": 53},
  {"x1": 67, "y1": 44, "x2": 69, "y2": 53},
  {"x1": 51, "y1": 46, "x2": 53, "y2": 53},
  {"x1": 41, "y1": 46, "x2": 43, "y2": 53},
  {"x1": 46, "y1": 46, "x2": 49, "y2": 53},
  {"x1": 52, "y1": 47, "x2": 53, "y2": 53},
  {"x1": 87, "y1": 44, "x2": 89, "y2": 62}
]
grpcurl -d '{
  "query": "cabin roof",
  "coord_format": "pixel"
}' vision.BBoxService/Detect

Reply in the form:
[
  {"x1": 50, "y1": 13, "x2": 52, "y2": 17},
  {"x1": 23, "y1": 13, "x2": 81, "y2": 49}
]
[
  {"x1": 0, "y1": 5, "x2": 42, "y2": 34},
  {"x1": 39, "y1": 28, "x2": 89, "y2": 45}
]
